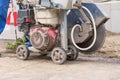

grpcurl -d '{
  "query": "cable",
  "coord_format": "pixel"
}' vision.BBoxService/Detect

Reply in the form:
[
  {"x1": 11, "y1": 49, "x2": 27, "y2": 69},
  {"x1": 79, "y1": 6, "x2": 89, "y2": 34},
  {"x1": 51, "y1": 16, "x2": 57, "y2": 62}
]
[{"x1": 71, "y1": 6, "x2": 97, "y2": 51}]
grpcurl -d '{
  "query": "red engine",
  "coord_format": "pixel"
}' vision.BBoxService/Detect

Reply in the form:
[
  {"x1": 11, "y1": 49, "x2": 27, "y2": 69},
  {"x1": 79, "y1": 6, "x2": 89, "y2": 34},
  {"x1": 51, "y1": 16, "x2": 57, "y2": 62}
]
[{"x1": 29, "y1": 26, "x2": 58, "y2": 51}]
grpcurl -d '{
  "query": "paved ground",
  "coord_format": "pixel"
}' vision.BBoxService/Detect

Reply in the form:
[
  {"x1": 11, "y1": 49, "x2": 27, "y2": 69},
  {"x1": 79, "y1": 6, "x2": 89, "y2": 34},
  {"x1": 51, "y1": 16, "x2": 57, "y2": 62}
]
[{"x1": 0, "y1": 53, "x2": 120, "y2": 80}]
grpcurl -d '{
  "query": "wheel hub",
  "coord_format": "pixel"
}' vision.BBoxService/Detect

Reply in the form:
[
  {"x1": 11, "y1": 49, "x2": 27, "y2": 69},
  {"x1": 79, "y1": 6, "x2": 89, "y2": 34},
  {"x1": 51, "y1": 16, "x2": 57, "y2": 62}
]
[
  {"x1": 18, "y1": 48, "x2": 25, "y2": 57},
  {"x1": 54, "y1": 51, "x2": 62, "y2": 61}
]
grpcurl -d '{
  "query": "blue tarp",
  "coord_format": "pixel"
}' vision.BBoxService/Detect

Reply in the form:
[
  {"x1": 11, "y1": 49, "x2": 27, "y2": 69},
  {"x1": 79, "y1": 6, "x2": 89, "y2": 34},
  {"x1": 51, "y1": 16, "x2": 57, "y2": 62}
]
[{"x1": 0, "y1": 0, "x2": 10, "y2": 34}]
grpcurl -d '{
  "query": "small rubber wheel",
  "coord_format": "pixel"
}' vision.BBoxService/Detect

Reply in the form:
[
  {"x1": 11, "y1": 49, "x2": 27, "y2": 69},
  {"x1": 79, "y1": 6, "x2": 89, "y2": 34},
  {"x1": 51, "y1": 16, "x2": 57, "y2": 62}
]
[
  {"x1": 16, "y1": 45, "x2": 30, "y2": 60},
  {"x1": 67, "y1": 45, "x2": 78, "y2": 61},
  {"x1": 51, "y1": 47, "x2": 67, "y2": 65}
]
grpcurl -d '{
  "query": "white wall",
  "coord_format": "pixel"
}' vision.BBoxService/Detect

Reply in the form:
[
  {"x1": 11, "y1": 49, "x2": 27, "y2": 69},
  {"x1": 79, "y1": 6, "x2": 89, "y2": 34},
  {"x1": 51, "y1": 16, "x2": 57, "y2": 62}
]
[{"x1": 96, "y1": 1, "x2": 120, "y2": 33}]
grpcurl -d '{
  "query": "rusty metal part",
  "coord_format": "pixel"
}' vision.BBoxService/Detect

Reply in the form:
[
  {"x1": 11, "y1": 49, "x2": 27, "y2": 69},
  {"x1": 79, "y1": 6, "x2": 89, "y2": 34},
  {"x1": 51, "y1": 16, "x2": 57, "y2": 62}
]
[{"x1": 73, "y1": 3, "x2": 82, "y2": 9}]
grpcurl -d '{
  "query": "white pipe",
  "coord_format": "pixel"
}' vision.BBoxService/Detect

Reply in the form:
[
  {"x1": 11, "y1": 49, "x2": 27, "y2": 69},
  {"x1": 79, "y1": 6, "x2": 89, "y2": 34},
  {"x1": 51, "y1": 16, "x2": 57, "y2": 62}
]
[{"x1": 71, "y1": 6, "x2": 97, "y2": 51}]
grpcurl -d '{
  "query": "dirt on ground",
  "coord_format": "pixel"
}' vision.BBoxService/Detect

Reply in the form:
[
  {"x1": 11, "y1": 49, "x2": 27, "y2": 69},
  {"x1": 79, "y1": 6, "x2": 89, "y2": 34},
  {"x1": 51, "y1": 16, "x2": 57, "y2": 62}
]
[
  {"x1": 0, "y1": 55, "x2": 120, "y2": 80},
  {"x1": 79, "y1": 31, "x2": 120, "y2": 58},
  {"x1": 99, "y1": 34, "x2": 120, "y2": 57}
]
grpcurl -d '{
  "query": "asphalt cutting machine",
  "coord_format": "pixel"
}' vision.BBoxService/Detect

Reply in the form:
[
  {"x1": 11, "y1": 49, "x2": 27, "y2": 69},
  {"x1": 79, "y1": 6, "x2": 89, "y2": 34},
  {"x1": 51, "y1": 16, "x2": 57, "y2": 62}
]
[{"x1": 16, "y1": 0, "x2": 109, "y2": 64}]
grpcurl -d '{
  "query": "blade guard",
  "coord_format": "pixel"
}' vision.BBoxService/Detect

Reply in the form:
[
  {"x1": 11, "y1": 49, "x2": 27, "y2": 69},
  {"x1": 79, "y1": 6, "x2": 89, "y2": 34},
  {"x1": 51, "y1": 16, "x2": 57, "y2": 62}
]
[{"x1": 67, "y1": 3, "x2": 109, "y2": 28}]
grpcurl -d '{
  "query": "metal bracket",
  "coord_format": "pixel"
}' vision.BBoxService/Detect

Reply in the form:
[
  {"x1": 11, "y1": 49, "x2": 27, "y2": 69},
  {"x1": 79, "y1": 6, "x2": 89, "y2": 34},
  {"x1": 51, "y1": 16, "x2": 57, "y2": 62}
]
[{"x1": 60, "y1": 10, "x2": 68, "y2": 50}]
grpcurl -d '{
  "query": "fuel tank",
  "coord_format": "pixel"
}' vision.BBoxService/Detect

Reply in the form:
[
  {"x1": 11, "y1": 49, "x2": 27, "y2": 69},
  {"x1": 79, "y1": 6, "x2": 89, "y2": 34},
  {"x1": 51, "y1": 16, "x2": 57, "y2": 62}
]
[{"x1": 36, "y1": 9, "x2": 59, "y2": 26}]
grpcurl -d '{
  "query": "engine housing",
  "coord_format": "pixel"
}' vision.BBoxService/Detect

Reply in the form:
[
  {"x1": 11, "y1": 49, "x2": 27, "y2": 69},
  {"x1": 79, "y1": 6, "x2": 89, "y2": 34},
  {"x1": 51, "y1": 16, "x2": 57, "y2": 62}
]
[{"x1": 30, "y1": 26, "x2": 58, "y2": 51}]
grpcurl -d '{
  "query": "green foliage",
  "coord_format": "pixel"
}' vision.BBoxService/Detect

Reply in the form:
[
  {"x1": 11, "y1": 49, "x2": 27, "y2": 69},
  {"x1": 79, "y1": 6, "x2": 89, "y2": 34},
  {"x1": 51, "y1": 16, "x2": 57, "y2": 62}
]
[{"x1": 6, "y1": 37, "x2": 26, "y2": 50}]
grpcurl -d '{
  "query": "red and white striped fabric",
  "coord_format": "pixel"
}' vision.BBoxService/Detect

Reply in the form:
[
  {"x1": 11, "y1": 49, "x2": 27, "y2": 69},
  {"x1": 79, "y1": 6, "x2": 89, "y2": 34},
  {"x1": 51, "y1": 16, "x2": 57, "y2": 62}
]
[{"x1": 6, "y1": 0, "x2": 18, "y2": 27}]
